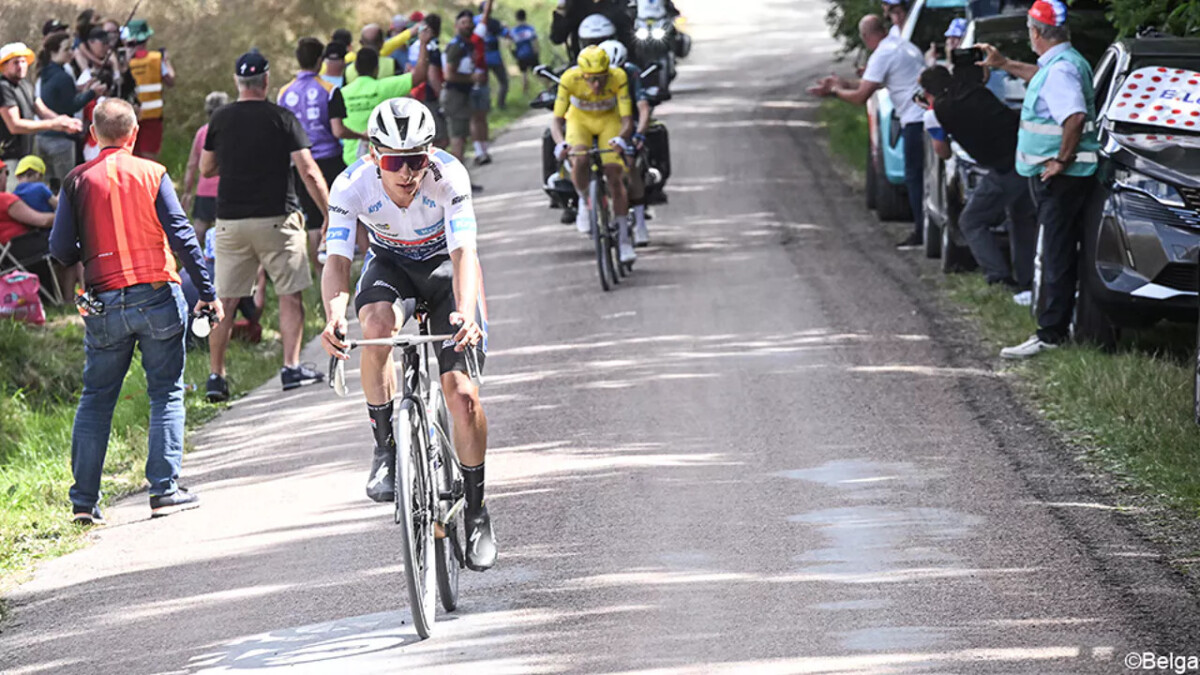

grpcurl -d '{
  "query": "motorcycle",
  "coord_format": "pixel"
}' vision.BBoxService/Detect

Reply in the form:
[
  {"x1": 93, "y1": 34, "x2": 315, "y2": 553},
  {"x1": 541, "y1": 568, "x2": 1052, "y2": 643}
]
[
  {"x1": 530, "y1": 64, "x2": 672, "y2": 221},
  {"x1": 633, "y1": 16, "x2": 676, "y2": 96}
]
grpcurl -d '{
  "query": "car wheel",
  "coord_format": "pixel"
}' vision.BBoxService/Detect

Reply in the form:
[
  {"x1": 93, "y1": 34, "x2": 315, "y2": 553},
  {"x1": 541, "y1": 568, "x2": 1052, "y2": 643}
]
[
  {"x1": 940, "y1": 195, "x2": 976, "y2": 274},
  {"x1": 1071, "y1": 204, "x2": 1119, "y2": 350},
  {"x1": 1193, "y1": 320, "x2": 1200, "y2": 425},
  {"x1": 923, "y1": 209, "x2": 941, "y2": 259},
  {"x1": 875, "y1": 172, "x2": 910, "y2": 222}
]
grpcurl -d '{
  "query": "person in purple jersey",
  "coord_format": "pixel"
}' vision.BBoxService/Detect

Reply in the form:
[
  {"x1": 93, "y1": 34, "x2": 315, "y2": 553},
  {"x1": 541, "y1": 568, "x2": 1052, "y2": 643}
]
[{"x1": 278, "y1": 37, "x2": 346, "y2": 277}]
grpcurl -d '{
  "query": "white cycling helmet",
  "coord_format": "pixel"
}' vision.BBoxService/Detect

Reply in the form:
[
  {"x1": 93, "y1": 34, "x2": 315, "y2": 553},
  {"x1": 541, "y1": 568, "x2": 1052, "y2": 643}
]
[
  {"x1": 579, "y1": 14, "x2": 616, "y2": 40},
  {"x1": 367, "y1": 97, "x2": 436, "y2": 151},
  {"x1": 598, "y1": 39, "x2": 627, "y2": 68}
]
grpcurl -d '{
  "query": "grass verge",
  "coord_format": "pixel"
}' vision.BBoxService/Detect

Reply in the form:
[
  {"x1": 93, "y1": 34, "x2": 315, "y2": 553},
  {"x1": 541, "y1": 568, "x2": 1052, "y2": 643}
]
[
  {"x1": 0, "y1": 285, "x2": 326, "y2": 585},
  {"x1": 818, "y1": 101, "x2": 1200, "y2": 516}
]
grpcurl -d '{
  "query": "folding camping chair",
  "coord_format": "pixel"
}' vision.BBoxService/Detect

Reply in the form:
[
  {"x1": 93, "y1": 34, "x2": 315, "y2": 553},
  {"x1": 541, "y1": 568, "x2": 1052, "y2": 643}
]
[{"x1": 0, "y1": 231, "x2": 64, "y2": 306}]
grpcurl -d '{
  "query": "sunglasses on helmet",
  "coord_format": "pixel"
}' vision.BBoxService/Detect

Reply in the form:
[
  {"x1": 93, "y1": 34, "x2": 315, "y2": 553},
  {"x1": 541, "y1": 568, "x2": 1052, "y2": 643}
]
[{"x1": 376, "y1": 151, "x2": 430, "y2": 173}]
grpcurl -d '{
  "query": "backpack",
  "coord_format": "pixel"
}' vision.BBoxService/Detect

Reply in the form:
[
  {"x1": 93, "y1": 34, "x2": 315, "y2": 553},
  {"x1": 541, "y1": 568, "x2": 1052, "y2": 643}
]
[{"x1": 0, "y1": 270, "x2": 45, "y2": 326}]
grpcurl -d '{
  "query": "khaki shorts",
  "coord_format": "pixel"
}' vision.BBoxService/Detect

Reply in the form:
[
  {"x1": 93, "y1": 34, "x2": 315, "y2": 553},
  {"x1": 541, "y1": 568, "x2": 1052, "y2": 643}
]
[
  {"x1": 440, "y1": 88, "x2": 471, "y2": 139},
  {"x1": 213, "y1": 212, "x2": 312, "y2": 298}
]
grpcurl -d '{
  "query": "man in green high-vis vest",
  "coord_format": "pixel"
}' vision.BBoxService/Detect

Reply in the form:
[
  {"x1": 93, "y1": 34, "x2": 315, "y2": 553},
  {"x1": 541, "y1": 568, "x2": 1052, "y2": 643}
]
[{"x1": 976, "y1": 0, "x2": 1099, "y2": 360}]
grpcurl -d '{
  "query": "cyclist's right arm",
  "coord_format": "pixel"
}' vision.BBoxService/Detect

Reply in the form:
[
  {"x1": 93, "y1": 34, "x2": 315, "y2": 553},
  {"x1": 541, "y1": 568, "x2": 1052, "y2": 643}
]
[
  {"x1": 550, "y1": 71, "x2": 574, "y2": 149},
  {"x1": 321, "y1": 172, "x2": 362, "y2": 357}
]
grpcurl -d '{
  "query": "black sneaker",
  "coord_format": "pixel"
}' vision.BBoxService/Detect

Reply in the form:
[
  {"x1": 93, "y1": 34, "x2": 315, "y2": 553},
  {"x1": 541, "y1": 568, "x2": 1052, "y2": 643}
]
[
  {"x1": 471, "y1": 183, "x2": 485, "y2": 194},
  {"x1": 896, "y1": 232, "x2": 923, "y2": 249},
  {"x1": 472, "y1": 154, "x2": 493, "y2": 167},
  {"x1": 206, "y1": 373, "x2": 229, "y2": 403},
  {"x1": 560, "y1": 207, "x2": 576, "y2": 225},
  {"x1": 72, "y1": 505, "x2": 105, "y2": 526},
  {"x1": 150, "y1": 488, "x2": 200, "y2": 518},
  {"x1": 281, "y1": 363, "x2": 324, "y2": 391},
  {"x1": 366, "y1": 445, "x2": 396, "y2": 502},
  {"x1": 463, "y1": 504, "x2": 497, "y2": 571}
]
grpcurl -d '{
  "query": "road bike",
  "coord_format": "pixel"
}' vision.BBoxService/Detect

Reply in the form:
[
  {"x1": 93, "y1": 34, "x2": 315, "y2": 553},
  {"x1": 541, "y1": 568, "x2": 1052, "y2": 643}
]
[
  {"x1": 328, "y1": 303, "x2": 481, "y2": 638},
  {"x1": 572, "y1": 144, "x2": 628, "y2": 291}
]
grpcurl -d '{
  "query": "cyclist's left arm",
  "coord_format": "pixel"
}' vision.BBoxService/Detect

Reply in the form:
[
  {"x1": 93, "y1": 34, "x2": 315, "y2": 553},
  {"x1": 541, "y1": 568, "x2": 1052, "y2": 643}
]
[{"x1": 443, "y1": 162, "x2": 483, "y2": 349}]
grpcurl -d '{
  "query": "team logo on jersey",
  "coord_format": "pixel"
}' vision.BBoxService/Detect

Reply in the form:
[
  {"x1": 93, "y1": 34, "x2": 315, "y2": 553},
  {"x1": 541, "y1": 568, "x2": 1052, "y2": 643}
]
[
  {"x1": 415, "y1": 218, "x2": 444, "y2": 236},
  {"x1": 306, "y1": 87, "x2": 320, "y2": 101},
  {"x1": 329, "y1": 203, "x2": 350, "y2": 215},
  {"x1": 284, "y1": 91, "x2": 300, "y2": 107},
  {"x1": 449, "y1": 217, "x2": 476, "y2": 234},
  {"x1": 368, "y1": 200, "x2": 384, "y2": 214},
  {"x1": 326, "y1": 227, "x2": 351, "y2": 241},
  {"x1": 451, "y1": 194, "x2": 470, "y2": 205},
  {"x1": 421, "y1": 195, "x2": 436, "y2": 209}
]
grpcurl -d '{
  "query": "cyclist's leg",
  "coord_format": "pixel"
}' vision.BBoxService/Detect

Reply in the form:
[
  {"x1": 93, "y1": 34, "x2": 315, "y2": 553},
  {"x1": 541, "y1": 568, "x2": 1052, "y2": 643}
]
[
  {"x1": 598, "y1": 117, "x2": 634, "y2": 256},
  {"x1": 353, "y1": 251, "x2": 419, "y2": 500},
  {"x1": 418, "y1": 256, "x2": 494, "y2": 569},
  {"x1": 565, "y1": 114, "x2": 596, "y2": 198}
]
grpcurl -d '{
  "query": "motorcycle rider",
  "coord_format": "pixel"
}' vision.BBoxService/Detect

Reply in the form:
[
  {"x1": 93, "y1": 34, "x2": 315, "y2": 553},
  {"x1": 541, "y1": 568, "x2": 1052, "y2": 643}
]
[
  {"x1": 551, "y1": 0, "x2": 634, "y2": 60},
  {"x1": 599, "y1": 39, "x2": 652, "y2": 246}
]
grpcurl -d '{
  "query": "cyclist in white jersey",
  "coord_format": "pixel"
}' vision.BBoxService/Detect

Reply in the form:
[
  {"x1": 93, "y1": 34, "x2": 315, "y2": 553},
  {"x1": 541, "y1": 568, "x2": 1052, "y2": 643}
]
[{"x1": 320, "y1": 98, "x2": 496, "y2": 571}]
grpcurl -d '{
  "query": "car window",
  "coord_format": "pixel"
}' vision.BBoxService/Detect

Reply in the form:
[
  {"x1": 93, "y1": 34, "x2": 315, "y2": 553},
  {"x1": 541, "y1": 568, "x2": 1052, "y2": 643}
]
[
  {"x1": 1093, "y1": 50, "x2": 1118, "y2": 116},
  {"x1": 911, "y1": 8, "x2": 967, "y2": 55}
]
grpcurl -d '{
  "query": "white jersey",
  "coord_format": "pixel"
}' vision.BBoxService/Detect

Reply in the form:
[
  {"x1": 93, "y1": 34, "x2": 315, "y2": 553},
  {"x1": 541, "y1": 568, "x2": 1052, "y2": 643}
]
[{"x1": 325, "y1": 150, "x2": 478, "y2": 262}]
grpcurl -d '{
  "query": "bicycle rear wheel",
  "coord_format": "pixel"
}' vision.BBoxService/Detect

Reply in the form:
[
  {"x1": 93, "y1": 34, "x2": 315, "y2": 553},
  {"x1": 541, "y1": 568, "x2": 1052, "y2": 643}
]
[
  {"x1": 396, "y1": 399, "x2": 437, "y2": 638},
  {"x1": 601, "y1": 191, "x2": 623, "y2": 284},
  {"x1": 590, "y1": 178, "x2": 614, "y2": 292}
]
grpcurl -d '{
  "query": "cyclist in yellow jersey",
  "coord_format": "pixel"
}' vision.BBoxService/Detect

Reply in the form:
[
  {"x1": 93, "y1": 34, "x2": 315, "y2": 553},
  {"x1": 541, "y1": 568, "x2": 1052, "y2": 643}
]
[{"x1": 550, "y1": 45, "x2": 637, "y2": 264}]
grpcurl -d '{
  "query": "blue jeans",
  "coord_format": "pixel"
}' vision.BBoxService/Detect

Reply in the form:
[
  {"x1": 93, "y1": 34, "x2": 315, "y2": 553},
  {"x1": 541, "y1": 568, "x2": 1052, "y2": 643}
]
[
  {"x1": 70, "y1": 283, "x2": 189, "y2": 509},
  {"x1": 902, "y1": 122, "x2": 925, "y2": 237}
]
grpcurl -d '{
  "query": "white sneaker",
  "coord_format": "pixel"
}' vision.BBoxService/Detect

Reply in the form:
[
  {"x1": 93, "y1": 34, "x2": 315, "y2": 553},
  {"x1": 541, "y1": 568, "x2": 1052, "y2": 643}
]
[
  {"x1": 1000, "y1": 335, "x2": 1059, "y2": 360},
  {"x1": 633, "y1": 221, "x2": 649, "y2": 246},
  {"x1": 619, "y1": 242, "x2": 637, "y2": 264},
  {"x1": 575, "y1": 205, "x2": 591, "y2": 234},
  {"x1": 1012, "y1": 290, "x2": 1032, "y2": 307}
]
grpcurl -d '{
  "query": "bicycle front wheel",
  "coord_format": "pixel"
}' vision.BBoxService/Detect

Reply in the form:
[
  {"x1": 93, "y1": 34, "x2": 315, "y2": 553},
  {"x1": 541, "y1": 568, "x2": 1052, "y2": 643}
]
[
  {"x1": 590, "y1": 177, "x2": 615, "y2": 292},
  {"x1": 432, "y1": 400, "x2": 462, "y2": 611},
  {"x1": 396, "y1": 399, "x2": 437, "y2": 638}
]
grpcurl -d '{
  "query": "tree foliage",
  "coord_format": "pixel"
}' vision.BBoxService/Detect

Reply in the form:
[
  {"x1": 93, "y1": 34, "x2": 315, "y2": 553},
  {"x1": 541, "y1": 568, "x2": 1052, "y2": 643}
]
[{"x1": 1106, "y1": 0, "x2": 1200, "y2": 37}]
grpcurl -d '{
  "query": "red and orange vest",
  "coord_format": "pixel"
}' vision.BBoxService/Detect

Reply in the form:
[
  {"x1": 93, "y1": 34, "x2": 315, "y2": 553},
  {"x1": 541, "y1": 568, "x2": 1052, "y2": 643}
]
[{"x1": 62, "y1": 148, "x2": 179, "y2": 291}]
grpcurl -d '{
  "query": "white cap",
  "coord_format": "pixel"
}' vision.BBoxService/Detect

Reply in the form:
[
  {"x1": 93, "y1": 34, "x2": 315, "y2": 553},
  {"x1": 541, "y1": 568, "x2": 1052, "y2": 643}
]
[{"x1": 0, "y1": 43, "x2": 35, "y2": 67}]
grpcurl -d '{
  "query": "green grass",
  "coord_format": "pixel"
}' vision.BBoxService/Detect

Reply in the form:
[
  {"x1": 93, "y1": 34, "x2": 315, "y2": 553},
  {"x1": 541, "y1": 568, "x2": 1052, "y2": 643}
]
[
  {"x1": 0, "y1": 285, "x2": 326, "y2": 584},
  {"x1": 818, "y1": 101, "x2": 1200, "y2": 515},
  {"x1": 821, "y1": 99, "x2": 869, "y2": 175}
]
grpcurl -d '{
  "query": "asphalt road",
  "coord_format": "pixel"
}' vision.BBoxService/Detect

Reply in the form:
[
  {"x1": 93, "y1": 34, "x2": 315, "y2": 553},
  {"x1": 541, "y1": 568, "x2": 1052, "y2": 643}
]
[{"x1": 4, "y1": 1, "x2": 1200, "y2": 673}]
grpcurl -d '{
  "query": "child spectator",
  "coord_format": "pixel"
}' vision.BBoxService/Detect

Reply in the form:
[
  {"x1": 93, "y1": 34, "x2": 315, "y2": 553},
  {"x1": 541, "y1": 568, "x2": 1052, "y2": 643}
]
[
  {"x1": 510, "y1": 9, "x2": 540, "y2": 95},
  {"x1": 12, "y1": 155, "x2": 56, "y2": 214}
]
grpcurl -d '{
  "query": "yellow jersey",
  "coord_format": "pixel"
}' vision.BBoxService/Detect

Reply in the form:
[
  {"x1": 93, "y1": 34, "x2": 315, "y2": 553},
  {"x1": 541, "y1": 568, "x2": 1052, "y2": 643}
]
[{"x1": 553, "y1": 66, "x2": 633, "y2": 120}]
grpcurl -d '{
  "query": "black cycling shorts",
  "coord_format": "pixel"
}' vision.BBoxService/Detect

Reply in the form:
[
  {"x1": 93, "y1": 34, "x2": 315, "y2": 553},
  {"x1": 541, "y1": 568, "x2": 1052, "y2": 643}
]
[{"x1": 354, "y1": 249, "x2": 487, "y2": 376}]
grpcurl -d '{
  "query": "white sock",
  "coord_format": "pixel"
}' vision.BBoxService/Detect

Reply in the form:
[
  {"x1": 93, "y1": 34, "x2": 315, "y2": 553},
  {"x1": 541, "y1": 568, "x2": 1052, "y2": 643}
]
[
  {"x1": 474, "y1": 141, "x2": 486, "y2": 156},
  {"x1": 615, "y1": 215, "x2": 630, "y2": 245},
  {"x1": 634, "y1": 204, "x2": 646, "y2": 228}
]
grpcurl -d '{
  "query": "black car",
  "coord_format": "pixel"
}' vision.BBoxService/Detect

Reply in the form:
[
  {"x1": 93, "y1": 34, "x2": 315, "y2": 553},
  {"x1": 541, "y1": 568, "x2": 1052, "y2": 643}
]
[{"x1": 1074, "y1": 38, "x2": 1200, "y2": 347}]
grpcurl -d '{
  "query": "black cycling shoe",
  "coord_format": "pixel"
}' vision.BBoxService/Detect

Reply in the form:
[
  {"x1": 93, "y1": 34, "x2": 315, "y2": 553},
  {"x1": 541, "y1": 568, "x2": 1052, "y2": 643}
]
[
  {"x1": 365, "y1": 446, "x2": 396, "y2": 502},
  {"x1": 281, "y1": 363, "x2": 324, "y2": 391},
  {"x1": 463, "y1": 504, "x2": 497, "y2": 571},
  {"x1": 206, "y1": 373, "x2": 229, "y2": 403}
]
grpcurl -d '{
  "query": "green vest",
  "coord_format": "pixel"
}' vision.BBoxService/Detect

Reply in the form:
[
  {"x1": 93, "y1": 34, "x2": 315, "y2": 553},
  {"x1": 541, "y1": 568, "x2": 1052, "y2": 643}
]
[
  {"x1": 1016, "y1": 45, "x2": 1100, "y2": 178},
  {"x1": 345, "y1": 58, "x2": 396, "y2": 84},
  {"x1": 339, "y1": 73, "x2": 414, "y2": 165}
]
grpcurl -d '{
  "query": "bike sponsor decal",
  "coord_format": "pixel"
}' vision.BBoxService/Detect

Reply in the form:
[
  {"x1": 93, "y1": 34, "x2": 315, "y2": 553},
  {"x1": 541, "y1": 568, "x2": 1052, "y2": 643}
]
[
  {"x1": 326, "y1": 227, "x2": 351, "y2": 241},
  {"x1": 1110, "y1": 67, "x2": 1200, "y2": 130}
]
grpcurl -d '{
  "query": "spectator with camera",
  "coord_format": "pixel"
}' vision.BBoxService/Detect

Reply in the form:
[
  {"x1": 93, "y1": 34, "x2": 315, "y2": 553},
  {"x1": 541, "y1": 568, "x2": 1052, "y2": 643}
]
[
  {"x1": 976, "y1": 0, "x2": 1100, "y2": 359},
  {"x1": 49, "y1": 97, "x2": 220, "y2": 525},
  {"x1": 917, "y1": 64, "x2": 1037, "y2": 298}
]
